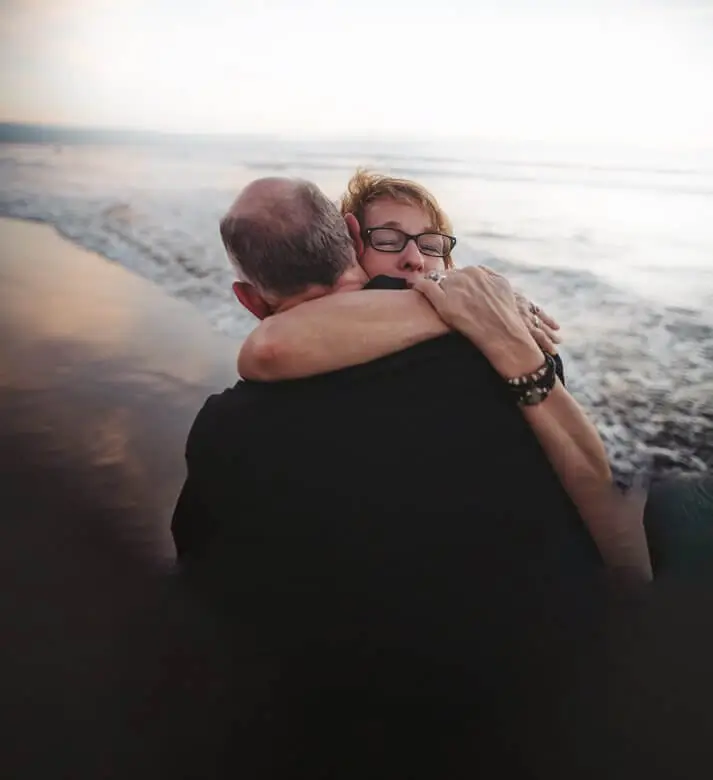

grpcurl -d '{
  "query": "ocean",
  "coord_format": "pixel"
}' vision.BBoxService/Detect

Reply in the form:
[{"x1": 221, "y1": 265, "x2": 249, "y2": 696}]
[{"x1": 1, "y1": 126, "x2": 712, "y2": 479}]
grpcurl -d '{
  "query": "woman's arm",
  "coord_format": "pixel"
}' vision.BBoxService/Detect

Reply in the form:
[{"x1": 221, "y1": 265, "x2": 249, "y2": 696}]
[
  {"x1": 493, "y1": 339, "x2": 652, "y2": 582},
  {"x1": 238, "y1": 284, "x2": 560, "y2": 381},
  {"x1": 526, "y1": 391, "x2": 652, "y2": 584},
  {"x1": 238, "y1": 290, "x2": 448, "y2": 380},
  {"x1": 414, "y1": 269, "x2": 652, "y2": 581}
]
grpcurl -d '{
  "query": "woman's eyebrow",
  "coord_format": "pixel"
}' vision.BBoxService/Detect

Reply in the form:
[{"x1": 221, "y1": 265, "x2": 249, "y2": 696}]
[{"x1": 376, "y1": 220, "x2": 438, "y2": 231}]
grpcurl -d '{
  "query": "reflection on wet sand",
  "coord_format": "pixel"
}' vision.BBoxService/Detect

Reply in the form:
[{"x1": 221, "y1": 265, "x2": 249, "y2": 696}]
[
  {"x1": 1, "y1": 217, "x2": 236, "y2": 562},
  {"x1": 0, "y1": 218, "x2": 237, "y2": 779},
  {"x1": 1, "y1": 217, "x2": 229, "y2": 386}
]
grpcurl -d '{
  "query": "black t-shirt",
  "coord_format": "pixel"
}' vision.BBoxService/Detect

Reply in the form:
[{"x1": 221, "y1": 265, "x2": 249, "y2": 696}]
[
  {"x1": 173, "y1": 275, "x2": 574, "y2": 565},
  {"x1": 171, "y1": 275, "x2": 603, "y2": 776},
  {"x1": 172, "y1": 275, "x2": 599, "y2": 630}
]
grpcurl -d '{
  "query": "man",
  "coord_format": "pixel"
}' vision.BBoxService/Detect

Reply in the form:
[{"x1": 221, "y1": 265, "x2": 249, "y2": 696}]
[{"x1": 171, "y1": 177, "x2": 625, "y2": 778}]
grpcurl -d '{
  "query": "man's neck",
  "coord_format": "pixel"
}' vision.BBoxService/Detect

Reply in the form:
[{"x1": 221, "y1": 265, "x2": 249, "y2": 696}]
[{"x1": 272, "y1": 266, "x2": 368, "y2": 314}]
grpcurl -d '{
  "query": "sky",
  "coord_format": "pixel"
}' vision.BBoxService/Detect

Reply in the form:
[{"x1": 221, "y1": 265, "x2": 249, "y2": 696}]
[{"x1": 1, "y1": 0, "x2": 712, "y2": 147}]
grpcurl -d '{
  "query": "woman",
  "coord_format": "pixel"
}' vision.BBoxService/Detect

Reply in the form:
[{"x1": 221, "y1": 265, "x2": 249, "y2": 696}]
[
  {"x1": 239, "y1": 170, "x2": 561, "y2": 378},
  {"x1": 240, "y1": 171, "x2": 560, "y2": 375},
  {"x1": 237, "y1": 169, "x2": 652, "y2": 581}
]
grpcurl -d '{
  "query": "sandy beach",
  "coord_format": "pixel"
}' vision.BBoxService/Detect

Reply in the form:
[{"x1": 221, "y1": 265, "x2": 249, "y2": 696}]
[
  {"x1": 0, "y1": 216, "x2": 236, "y2": 559},
  {"x1": 0, "y1": 217, "x2": 236, "y2": 778}
]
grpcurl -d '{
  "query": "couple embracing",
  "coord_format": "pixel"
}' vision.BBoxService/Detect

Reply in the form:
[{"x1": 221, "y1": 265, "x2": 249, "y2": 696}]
[{"x1": 172, "y1": 169, "x2": 670, "y2": 778}]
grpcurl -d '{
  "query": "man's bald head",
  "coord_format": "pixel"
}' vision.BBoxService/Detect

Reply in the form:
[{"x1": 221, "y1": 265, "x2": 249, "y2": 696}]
[
  {"x1": 228, "y1": 178, "x2": 306, "y2": 226},
  {"x1": 220, "y1": 177, "x2": 357, "y2": 298}
]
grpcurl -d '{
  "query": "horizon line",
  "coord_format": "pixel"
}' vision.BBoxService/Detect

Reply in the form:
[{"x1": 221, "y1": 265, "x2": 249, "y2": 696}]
[{"x1": 1, "y1": 120, "x2": 710, "y2": 154}]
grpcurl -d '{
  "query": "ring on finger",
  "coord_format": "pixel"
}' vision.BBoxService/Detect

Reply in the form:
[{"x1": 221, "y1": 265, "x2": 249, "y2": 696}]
[
  {"x1": 529, "y1": 302, "x2": 541, "y2": 315},
  {"x1": 426, "y1": 270, "x2": 447, "y2": 287},
  {"x1": 532, "y1": 315, "x2": 541, "y2": 329}
]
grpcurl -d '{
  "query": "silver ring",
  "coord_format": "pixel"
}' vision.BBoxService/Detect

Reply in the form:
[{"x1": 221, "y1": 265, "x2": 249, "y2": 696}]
[
  {"x1": 533, "y1": 315, "x2": 541, "y2": 329},
  {"x1": 529, "y1": 302, "x2": 541, "y2": 315},
  {"x1": 425, "y1": 270, "x2": 447, "y2": 287}
]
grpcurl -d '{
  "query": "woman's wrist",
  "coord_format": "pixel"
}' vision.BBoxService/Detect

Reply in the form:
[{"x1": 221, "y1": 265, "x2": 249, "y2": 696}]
[{"x1": 482, "y1": 328, "x2": 544, "y2": 379}]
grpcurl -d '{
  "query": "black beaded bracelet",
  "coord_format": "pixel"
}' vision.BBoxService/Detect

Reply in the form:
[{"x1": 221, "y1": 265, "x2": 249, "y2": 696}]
[{"x1": 505, "y1": 352, "x2": 557, "y2": 407}]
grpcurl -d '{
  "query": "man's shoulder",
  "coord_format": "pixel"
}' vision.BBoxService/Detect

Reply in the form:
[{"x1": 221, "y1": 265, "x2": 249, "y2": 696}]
[
  {"x1": 270, "y1": 332, "x2": 491, "y2": 391},
  {"x1": 185, "y1": 382, "x2": 255, "y2": 457},
  {"x1": 192, "y1": 382, "x2": 249, "y2": 421}
]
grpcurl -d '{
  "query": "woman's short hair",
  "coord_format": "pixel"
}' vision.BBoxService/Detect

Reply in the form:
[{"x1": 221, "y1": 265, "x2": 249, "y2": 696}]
[{"x1": 340, "y1": 169, "x2": 456, "y2": 269}]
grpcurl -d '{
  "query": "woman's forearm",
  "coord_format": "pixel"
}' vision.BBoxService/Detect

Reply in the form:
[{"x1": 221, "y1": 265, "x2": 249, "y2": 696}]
[
  {"x1": 238, "y1": 290, "x2": 449, "y2": 380},
  {"x1": 524, "y1": 383, "x2": 651, "y2": 579},
  {"x1": 487, "y1": 339, "x2": 652, "y2": 580},
  {"x1": 408, "y1": 267, "x2": 651, "y2": 580}
]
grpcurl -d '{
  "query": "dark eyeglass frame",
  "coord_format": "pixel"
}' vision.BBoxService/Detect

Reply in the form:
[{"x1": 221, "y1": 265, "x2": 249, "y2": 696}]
[{"x1": 363, "y1": 227, "x2": 457, "y2": 258}]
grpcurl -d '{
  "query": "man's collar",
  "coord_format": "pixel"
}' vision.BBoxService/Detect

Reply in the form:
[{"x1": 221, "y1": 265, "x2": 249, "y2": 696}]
[{"x1": 363, "y1": 275, "x2": 410, "y2": 291}]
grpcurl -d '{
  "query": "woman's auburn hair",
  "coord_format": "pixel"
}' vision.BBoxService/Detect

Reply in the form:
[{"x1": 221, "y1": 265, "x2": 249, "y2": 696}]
[{"x1": 339, "y1": 169, "x2": 456, "y2": 269}]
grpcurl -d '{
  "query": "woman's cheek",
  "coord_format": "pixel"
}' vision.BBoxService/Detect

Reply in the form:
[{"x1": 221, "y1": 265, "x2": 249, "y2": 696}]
[
  {"x1": 423, "y1": 257, "x2": 445, "y2": 273},
  {"x1": 360, "y1": 251, "x2": 396, "y2": 278}
]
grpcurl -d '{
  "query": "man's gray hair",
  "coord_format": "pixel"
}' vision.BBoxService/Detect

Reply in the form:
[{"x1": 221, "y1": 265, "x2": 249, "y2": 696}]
[{"x1": 220, "y1": 179, "x2": 356, "y2": 297}]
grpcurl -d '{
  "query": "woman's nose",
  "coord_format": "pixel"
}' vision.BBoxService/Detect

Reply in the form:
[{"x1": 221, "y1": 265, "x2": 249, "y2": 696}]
[{"x1": 399, "y1": 239, "x2": 425, "y2": 271}]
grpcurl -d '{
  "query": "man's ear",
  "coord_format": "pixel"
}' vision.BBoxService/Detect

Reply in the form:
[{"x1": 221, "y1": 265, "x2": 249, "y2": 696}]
[
  {"x1": 344, "y1": 213, "x2": 365, "y2": 259},
  {"x1": 232, "y1": 281, "x2": 272, "y2": 320}
]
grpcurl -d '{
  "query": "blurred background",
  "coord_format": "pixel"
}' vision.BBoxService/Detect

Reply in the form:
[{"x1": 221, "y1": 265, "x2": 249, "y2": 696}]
[{"x1": 1, "y1": 0, "x2": 712, "y2": 480}]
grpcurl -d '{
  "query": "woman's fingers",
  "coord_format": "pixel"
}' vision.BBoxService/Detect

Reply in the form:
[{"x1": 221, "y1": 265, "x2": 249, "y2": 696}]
[
  {"x1": 417, "y1": 269, "x2": 563, "y2": 354},
  {"x1": 530, "y1": 308, "x2": 561, "y2": 348},
  {"x1": 412, "y1": 275, "x2": 448, "y2": 313},
  {"x1": 530, "y1": 325, "x2": 558, "y2": 355},
  {"x1": 538, "y1": 321, "x2": 562, "y2": 344},
  {"x1": 514, "y1": 290, "x2": 562, "y2": 341},
  {"x1": 537, "y1": 307, "x2": 560, "y2": 331}
]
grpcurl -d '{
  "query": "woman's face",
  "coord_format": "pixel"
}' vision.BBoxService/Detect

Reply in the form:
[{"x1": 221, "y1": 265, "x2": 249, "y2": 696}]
[{"x1": 359, "y1": 198, "x2": 448, "y2": 285}]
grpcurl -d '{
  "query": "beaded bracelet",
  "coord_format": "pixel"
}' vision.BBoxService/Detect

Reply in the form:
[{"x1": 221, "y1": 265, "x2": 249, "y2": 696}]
[{"x1": 505, "y1": 353, "x2": 557, "y2": 406}]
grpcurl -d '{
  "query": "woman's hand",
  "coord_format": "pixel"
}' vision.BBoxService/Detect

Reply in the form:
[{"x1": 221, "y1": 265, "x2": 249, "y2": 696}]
[
  {"x1": 413, "y1": 266, "x2": 550, "y2": 375},
  {"x1": 414, "y1": 267, "x2": 561, "y2": 360},
  {"x1": 513, "y1": 290, "x2": 561, "y2": 356}
]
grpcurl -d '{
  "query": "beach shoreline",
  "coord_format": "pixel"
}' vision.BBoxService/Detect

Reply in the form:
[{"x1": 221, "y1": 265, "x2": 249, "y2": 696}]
[{"x1": 2, "y1": 214, "x2": 711, "y2": 483}]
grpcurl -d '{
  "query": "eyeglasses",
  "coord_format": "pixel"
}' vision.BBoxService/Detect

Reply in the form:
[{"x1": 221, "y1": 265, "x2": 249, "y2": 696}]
[{"x1": 364, "y1": 227, "x2": 456, "y2": 258}]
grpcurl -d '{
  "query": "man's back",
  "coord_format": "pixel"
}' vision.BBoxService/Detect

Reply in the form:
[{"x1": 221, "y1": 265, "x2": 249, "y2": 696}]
[
  {"x1": 176, "y1": 330, "x2": 597, "y2": 561},
  {"x1": 173, "y1": 328, "x2": 604, "y2": 777}
]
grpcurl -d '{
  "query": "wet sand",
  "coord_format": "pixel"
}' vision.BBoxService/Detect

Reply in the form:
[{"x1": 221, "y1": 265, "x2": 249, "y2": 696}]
[
  {"x1": 0, "y1": 217, "x2": 236, "y2": 559},
  {"x1": 0, "y1": 218, "x2": 236, "y2": 778}
]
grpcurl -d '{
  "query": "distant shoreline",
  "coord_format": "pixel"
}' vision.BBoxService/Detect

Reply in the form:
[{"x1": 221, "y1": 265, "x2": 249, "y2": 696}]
[{"x1": 0, "y1": 121, "x2": 287, "y2": 147}]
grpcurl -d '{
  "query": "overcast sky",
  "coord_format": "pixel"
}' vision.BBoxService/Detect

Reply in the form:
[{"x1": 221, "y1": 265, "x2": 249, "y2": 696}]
[{"x1": 1, "y1": 0, "x2": 711, "y2": 147}]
